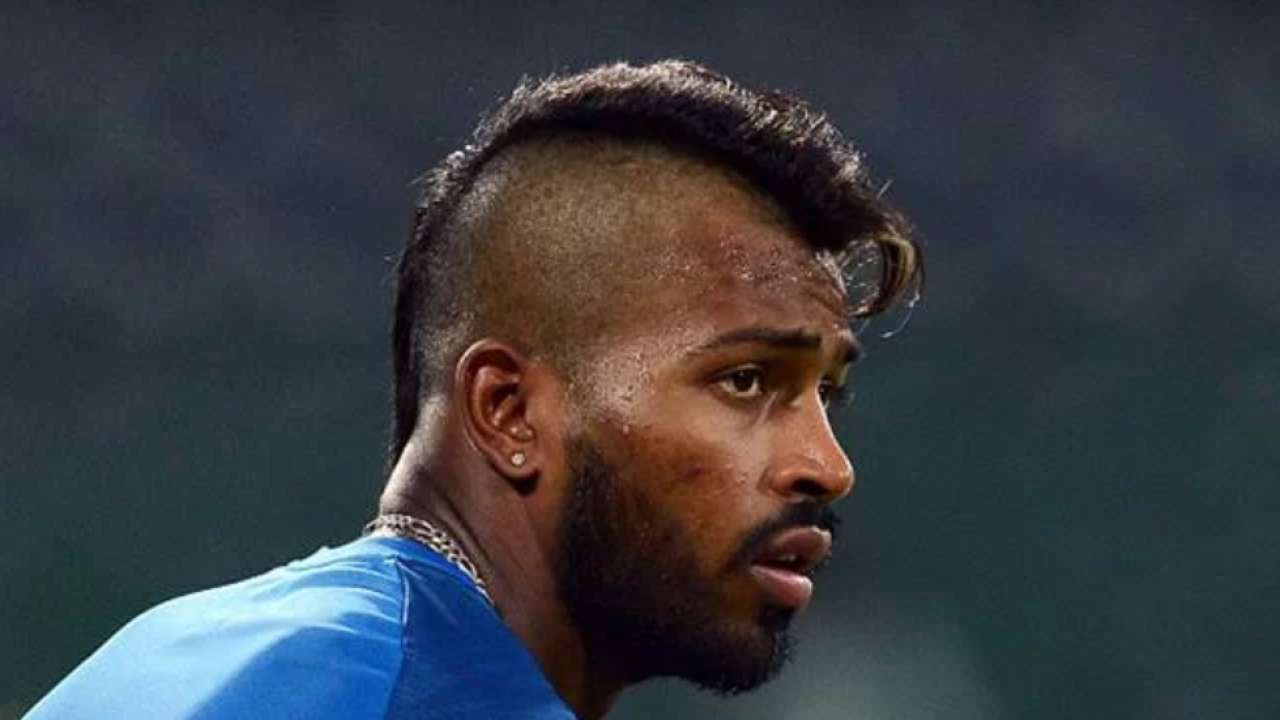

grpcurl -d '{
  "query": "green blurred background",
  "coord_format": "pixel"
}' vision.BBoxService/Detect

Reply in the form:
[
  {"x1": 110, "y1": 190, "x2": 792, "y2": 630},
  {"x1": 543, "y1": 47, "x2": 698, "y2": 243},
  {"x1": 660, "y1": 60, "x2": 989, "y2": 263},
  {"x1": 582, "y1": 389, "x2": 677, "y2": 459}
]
[{"x1": 3, "y1": 2, "x2": 1277, "y2": 717}]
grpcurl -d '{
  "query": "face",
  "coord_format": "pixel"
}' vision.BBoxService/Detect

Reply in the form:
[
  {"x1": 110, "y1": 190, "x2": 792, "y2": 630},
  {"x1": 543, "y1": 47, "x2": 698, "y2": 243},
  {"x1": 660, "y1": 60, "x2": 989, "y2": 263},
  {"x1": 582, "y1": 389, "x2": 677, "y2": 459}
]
[{"x1": 551, "y1": 173, "x2": 857, "y2": 694}]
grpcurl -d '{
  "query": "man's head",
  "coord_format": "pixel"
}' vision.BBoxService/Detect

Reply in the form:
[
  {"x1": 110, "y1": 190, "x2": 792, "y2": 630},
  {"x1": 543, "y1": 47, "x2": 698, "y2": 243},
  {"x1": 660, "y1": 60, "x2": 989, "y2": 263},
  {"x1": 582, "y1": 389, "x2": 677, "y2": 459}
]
[{"x1": 389, "y1": 60, "x2": 921, "y2": 694}]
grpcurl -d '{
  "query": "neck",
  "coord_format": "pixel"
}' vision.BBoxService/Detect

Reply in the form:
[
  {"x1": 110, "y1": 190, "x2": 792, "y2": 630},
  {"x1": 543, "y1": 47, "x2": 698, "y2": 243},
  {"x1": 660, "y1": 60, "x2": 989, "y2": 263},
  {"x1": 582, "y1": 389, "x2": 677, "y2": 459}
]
[{"x1": 379, "y1": 451, "x2": 630, "y2": 720}]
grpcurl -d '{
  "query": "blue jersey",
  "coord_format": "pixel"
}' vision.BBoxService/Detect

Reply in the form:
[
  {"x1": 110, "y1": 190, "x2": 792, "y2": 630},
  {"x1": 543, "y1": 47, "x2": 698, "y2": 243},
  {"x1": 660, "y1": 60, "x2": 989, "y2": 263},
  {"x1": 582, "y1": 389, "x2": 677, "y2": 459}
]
[{"x1": 25, "y1": 536, "x2": 576, "y2": 719}]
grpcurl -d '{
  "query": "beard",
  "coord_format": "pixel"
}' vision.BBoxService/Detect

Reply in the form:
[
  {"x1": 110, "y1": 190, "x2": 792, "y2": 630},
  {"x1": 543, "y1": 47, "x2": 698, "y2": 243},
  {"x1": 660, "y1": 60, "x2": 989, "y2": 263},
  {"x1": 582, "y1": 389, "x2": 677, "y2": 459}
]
[{"x1": 554, "y1": 435, "x2": 840, "y2": 695}]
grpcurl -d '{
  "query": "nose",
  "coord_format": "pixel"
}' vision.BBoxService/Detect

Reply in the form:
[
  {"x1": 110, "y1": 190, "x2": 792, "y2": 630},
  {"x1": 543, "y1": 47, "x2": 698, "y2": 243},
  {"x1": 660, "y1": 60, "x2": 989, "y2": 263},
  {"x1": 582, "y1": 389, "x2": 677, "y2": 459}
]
[{"x1": 766, "y1": 396, "x2": 855, "y2": 504}]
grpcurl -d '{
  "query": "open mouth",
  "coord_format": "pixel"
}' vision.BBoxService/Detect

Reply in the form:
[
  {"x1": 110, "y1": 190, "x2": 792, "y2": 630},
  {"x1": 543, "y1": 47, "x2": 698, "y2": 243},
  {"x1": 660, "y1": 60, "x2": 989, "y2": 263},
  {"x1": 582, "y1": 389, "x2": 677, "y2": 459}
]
[{"x1": 748, "y1": 526, "x2": 832, "y2": 610}]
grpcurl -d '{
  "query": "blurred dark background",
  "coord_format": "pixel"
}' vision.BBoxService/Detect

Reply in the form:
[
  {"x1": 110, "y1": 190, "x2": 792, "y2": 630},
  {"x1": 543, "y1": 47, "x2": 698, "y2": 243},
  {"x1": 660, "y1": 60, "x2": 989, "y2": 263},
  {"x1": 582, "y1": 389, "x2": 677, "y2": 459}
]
[{"x1": 3, "y1": 1, "x2": 1277, "y2": 717}]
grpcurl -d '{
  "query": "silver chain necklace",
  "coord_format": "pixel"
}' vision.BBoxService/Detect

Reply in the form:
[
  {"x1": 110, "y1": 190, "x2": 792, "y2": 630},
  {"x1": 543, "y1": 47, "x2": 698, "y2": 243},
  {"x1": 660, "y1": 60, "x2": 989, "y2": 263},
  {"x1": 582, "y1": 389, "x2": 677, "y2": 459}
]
[{"x1": 363, "y1": 513, "x2": 493, "y2": 605}]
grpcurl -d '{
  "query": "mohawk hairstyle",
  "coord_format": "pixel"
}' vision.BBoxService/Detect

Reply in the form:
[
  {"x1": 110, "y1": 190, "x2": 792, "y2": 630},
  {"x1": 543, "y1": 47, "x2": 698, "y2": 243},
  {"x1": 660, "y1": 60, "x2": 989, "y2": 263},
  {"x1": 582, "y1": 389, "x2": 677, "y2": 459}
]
[{"x1": 391, "y1": 59, "x2": 922, "y2": 464}]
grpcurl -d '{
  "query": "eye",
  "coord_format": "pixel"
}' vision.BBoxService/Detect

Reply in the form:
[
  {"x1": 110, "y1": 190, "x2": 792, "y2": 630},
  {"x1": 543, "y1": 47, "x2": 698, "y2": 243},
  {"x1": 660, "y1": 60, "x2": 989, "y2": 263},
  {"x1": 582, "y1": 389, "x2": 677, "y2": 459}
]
[{"x1": 716, "y1": 367, "x2": 766, "y2": 400}]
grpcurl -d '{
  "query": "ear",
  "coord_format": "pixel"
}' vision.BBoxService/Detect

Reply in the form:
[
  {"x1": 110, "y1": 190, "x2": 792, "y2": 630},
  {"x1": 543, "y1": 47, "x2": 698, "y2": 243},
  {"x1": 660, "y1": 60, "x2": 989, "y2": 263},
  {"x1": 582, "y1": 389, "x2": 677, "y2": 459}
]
[{"x1": 454, "y1": 339, "x2": 542, "y2": 486}]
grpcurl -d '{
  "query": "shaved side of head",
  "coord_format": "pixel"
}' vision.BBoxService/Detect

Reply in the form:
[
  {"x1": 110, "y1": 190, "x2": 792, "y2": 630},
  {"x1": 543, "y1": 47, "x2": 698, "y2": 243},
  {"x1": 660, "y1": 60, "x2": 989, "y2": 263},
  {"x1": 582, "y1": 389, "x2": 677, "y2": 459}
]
[{"x1": 437, "y1": 135, "x2": 800, "y2": 390}]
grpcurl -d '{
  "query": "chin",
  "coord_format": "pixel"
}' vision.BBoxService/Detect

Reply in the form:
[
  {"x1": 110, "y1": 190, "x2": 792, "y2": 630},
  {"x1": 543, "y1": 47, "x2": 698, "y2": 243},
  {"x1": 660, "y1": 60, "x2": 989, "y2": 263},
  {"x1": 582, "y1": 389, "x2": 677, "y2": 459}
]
[{"x1": 674, "y1": 610, "x2": 796, "y2": 696}]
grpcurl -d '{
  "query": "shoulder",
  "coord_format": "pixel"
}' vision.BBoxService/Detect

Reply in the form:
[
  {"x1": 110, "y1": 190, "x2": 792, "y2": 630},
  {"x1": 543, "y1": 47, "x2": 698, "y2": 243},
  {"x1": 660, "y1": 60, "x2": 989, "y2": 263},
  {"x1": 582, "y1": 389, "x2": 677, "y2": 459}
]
[
  {"x1": 27, "y1": 537, "x2": 417, "y2": 719},
  {"x1": 27, "y1": 536, "x2": 575, "y2": 719}
]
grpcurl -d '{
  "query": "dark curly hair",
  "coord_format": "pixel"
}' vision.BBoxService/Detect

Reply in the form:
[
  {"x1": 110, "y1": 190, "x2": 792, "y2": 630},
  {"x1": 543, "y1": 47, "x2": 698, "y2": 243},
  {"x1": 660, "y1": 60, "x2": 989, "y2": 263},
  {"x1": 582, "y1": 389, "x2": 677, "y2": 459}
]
[{"x1": 391, "y1": 60, "x2": 922, "y2": 465}]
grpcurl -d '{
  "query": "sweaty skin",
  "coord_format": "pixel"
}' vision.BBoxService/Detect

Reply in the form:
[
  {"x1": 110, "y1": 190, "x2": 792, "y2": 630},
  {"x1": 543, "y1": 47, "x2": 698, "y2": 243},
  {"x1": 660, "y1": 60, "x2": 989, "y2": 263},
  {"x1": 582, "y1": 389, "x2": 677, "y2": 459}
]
[{"x1": 380, "y1": 137, "x2": 856, "y2": 720}]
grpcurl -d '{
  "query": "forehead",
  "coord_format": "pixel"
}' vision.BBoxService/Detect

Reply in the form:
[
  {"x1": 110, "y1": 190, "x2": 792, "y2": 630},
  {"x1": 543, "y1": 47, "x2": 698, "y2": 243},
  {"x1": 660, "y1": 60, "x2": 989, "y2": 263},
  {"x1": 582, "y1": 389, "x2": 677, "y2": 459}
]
[
  {"x1": 553, "y1": 149, "x2": 854, "y2": 414},
  {"x1": 622, "y1": 162, "x2": 850, "y2": 337},
  {"x1": 479, "y1": 136, "x2": 853, "y2": 376}
]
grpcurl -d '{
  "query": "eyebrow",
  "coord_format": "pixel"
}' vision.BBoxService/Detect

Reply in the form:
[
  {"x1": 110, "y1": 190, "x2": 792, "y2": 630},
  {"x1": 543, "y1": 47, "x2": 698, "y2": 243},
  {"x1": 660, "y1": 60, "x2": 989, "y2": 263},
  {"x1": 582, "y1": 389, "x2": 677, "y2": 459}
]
[{"x1": 687, "y1": 326, "x2": 862, "y2": 364}]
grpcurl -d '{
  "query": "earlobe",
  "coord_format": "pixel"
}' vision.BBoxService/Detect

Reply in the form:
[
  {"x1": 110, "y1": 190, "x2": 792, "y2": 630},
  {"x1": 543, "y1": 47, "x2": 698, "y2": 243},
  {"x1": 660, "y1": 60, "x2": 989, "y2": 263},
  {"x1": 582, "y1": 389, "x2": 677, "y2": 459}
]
[{"x1": 455, "y1": 339, "x2": 541, "y2": 485}]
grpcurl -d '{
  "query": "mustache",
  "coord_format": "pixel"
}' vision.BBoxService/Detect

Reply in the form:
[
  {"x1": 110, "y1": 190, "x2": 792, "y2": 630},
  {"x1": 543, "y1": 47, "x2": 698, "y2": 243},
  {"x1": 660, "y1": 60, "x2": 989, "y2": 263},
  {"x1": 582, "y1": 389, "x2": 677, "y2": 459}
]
[{"x1": 729, "y1": 503, "x2": 842, "y2": 571}]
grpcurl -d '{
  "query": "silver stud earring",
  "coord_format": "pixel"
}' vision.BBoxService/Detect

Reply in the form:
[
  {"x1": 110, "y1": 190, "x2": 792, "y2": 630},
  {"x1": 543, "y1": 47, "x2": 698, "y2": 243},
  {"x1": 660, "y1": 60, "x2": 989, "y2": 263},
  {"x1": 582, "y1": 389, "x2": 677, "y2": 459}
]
[{"x1": 510, "y1": 451, "x2": 526, "y2": 467}]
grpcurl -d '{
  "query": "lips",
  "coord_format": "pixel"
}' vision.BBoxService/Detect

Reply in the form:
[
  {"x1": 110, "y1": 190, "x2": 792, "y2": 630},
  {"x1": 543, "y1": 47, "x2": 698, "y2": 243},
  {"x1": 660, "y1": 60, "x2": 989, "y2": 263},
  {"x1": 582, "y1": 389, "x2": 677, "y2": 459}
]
[{"x1": 747, "y1": 525, "x2": 832, "y2": 610}]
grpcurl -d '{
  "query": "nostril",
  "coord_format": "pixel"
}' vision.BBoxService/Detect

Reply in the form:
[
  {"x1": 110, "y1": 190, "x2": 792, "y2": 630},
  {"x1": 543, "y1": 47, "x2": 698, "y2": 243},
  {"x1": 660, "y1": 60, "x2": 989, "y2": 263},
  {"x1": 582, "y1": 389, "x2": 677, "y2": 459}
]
[{"x1": 791, "y1": 478, "x2": 830, "y2": 500}]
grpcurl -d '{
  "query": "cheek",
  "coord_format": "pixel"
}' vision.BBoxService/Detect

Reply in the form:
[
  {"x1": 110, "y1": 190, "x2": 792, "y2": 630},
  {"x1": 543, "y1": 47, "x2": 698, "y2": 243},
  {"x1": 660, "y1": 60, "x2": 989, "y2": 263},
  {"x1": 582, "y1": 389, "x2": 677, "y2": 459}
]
[
  {"x1": 590, "y1": 381, "x2": 775, "y2": 523},
  {"x1": 619, "y1": 421, "x2": 768, "y2": 566},
  {"x1": 661, "y1": 410, "x2": 766, "y2": 492},
  {"x1": 619, "y1": 416, "x2": 756, "y2": 495}
]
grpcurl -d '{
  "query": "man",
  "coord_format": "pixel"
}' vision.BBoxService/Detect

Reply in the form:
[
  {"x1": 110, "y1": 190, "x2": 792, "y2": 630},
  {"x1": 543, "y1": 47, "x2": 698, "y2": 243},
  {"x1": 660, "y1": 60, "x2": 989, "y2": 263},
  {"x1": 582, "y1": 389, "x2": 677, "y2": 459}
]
[{"x1": 27, "y1": 60, "x2": 921, "y2": 719}]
